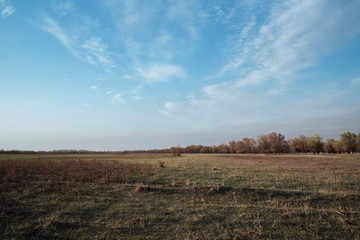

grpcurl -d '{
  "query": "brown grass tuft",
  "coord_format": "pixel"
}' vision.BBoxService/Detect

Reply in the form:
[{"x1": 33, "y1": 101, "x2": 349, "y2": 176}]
[{"x1": 134, "y1": 183, "x2": 150, "y2": 192}]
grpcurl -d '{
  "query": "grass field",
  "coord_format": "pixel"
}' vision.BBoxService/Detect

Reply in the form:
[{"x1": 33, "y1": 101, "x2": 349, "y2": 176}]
[{"x1": 1, "y1": 153, "x2": 360, "y2": 239}]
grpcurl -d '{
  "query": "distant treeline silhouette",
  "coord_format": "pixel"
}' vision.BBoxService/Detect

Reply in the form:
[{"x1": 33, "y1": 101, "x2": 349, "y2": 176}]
[
  {"x1": 0, "y1": 149, "x2": 171, "y2": 155},
  {"x1": 1, "y1": 131, "x2": 359, "y2": 155},
  {"x1": 171, "y1": 131, "x2": 360, "y2": 155}
]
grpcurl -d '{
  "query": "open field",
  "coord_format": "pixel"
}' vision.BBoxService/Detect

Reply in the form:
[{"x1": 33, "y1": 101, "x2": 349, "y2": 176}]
[{"x1": 1, "y1": 153, "x2": 360, "y2": 239}]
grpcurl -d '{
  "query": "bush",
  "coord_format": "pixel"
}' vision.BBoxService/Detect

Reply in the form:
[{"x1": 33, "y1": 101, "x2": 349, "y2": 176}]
[{"x1": 170, "y1": 145, "x2": 182, "y2": 156}]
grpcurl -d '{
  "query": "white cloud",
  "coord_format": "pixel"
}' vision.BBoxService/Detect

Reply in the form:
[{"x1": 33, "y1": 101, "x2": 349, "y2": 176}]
[
  {"x1": 158, "y1": 101, "x2": 181, "y2": 117},
  {"x1": 162, "y1": 0, "x2": 360, "y2": 127},
  {"x1": 81, "y1": 38, "x2": 113, "y2": 68},
  {"x1": 204, "y1": 0, "x2": 360, "y2": 97},
  {"x1": 91, "y1": 86, "x2": 97, "y2": 89},
  {"x1": 267, "y1": 88, "x2": 286, "y2": 96},
  {"x1": 39, "y1": 17, "x2": 114, "y2": 69},
  {"x1": 131, "y1": 96, "x2": 142, "y2": 101},
  {"x1": 52, "y1": 0, "x2": 73, "y2": 16},
  {"x1": 111, "y1": 94, "x2": 126, "y2": 105},
  {"x1": 0, "y1": 0, "x2": 14, "y2": 19},
  {"x1": 40, "y1": 17, "x2": 77, "y2": 55},
  {"x1": 136, "y1": 63, "x2": 185, "y2": 84},
  {"x1": 80, "y1": 103, "x2": 91, "y2": 108},
  {"x1": 103, "y1": 0, "x2": 203, "y2": 76}
]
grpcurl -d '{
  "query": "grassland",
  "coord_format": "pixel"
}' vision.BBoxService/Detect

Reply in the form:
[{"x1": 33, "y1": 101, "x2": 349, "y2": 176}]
[{"x1": 1, "y1": 153, "x2": 360, "y2": 239}]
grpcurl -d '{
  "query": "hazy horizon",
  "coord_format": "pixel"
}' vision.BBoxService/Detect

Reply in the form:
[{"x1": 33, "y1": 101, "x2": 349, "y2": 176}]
[{"x1": 1, "y1": 0, "x2": 360, "y2": 151}]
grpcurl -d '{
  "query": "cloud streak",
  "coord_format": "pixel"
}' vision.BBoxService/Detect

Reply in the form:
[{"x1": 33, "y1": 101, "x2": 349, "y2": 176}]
[
  {"x1": 41, "y1": 17, "x2": 74, "y2": 53},
  {"x1": 0, "y1": 0, "x2": 14, "y2": 19},
  {"x1": 39, "y1": 16, "x2": 113, "y2": 69},
  {"x1": 136, "y1": 63, "x2": 185, "y2": 84},
  {"x1": 160, "y1": 0, "x2": 360, "y2": 126}
]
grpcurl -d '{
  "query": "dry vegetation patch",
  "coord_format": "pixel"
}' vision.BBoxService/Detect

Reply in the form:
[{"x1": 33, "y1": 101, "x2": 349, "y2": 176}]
[
  {"x1": 208, "y1": 153, "x2": 360, "y2": 175},
  {"x1": 1, "y1": 153, "x2": 360, "y2": 239},
  {"x1": 0, "y1": 157, "x2": 152, "y2": 186}
]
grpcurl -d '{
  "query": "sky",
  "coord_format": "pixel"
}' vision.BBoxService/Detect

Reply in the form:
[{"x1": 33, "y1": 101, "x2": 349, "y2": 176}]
[{"x1": 1, "y1": 0, "x2": 360, "y2": 151}]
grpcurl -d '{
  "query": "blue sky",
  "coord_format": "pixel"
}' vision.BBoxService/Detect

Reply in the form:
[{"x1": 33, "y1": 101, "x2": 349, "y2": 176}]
[{"x1": 1, "y1": 0, "x2": 360, "y2": 151}]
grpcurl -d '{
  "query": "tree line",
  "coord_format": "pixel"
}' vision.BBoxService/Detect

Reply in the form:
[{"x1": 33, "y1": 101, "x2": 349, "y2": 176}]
[
  {"x1": 171, "y1": 132, "x2": 360, "y2": 155},
  {"x1": 1, "y1": 131, "x2": 359, "y2": 155}
]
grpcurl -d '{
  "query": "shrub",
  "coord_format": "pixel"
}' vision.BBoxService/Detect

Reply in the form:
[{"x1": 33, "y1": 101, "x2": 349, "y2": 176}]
[{"x1": 170, "y1": 145, "x2": 182, "y2": 156}]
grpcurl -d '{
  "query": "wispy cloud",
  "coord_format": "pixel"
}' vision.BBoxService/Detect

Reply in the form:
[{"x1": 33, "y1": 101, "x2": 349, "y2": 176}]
[
  {"x1": 204, "y1": 0, "x2": 360, "y2": 95},
  {"x1": 40, "y1": 16, "x2": 74, "y2": 53},
  {"x1": 81, "y1": 38, "x2": 113, "y2": 68},
  {"x1": 103, "y1": 0, "x2": 205, "y2": 81},
  {"x1": 0, "y1": 0, "x2": 14, "y2": 19},
  {"x1": 80, "y1": 103, "x2": 91, "y2": 108},
  {"x1": 52, "y1": 0, "x2": 74, "y2": 16},
  {"x1": 111, "y1": 94, "x2": 126, "y2": 105},
  {"x1": 39, "y1": 16, "x2": 113, "y2": 69},
  {"x1": 136, "y1": 63, "x2": 185, "y2": 84},
  {"x1": 158, "y1": 101, "x2": 182, "y2": 118},
  {"x1": 160, "y1": 0, "x2": 360, "y2": 125},
  {"x1": 131, "y1": 96, "x2": 142, "y2": 101}
]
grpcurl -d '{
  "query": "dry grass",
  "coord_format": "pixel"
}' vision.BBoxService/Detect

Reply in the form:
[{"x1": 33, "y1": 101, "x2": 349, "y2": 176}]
[
  {"x1": 0, "y1": 157, "x2": 152, "y2": 186},
  {"x1": 1, "y1": 153, "x2": 359, "y2": 239},
  {"x1": 134, "y1": 183, "x2": 151, "y2": 192},
  {"x1": 209, "y1": 153, "x2": 360, "y2": 175},
  {"x1": 157, "y1": 161, "x2": 165, "y2": 168}
]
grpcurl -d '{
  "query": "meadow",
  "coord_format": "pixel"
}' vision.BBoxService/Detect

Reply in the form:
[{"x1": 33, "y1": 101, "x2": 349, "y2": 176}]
[{"x1": 1, "y1": 153, "x2": 359, "y2": 239}]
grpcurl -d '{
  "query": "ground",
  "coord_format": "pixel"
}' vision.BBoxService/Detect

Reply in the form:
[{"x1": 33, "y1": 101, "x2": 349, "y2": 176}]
[{"x1": 1, "y1": 153, "x2": 359, "y2": 239}]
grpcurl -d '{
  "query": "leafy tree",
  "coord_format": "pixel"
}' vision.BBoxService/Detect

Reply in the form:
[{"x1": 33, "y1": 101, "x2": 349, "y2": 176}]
[
  {"x1": 289, "y1": 135, "x2": 310, "y2": 153},
  {"x1": 357, "y1": 133, "x2": 360, "y2": 151},
  {"x1": 308, "y1": 134, "x2": 324, "y2": 154},
  {"x1": 212, "y1": 145, "x2": 218, "y2": 153},
  {"x1": 339, "y1": 132, "x2": 357, "y2": 153},
  {"x1": 324, "y1": 139, "x2": 336, "y2": 153},
  {"x1": 217, "y1": 143, "x2": 229, "y2": 153},
  {"x1": 242, "y1": 138, "x2": 257, "y2": 153},
  {"x1": 257, "y1": 132, "x2": 289, "y2": 153},
  {"x1": 289, "y1": 138, "x2": 300, "y2": 153},
  {"x1": 233, "y1": 138, "x2": 256, "y2": 153},
  {"x1": 200, "y1": 146, "x2": 212, "y2": 153},
  {"x1": 235, "y1": 141, "x2": 245, "y2": 153},
  {"x1": 334, "y1": 140, "x2": 345, "y2": 153},
  {"x1": 184, "y1": 145, "x2": 202, "y2": 153},
  {"x1": 228, "y1": 141, "x2": 237, "y2": 153}
]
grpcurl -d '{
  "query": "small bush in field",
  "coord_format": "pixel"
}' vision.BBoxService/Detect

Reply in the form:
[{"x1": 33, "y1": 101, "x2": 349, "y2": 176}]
[{"x1": 170, "y1": 145, "x2": 182, "y2": 156}]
